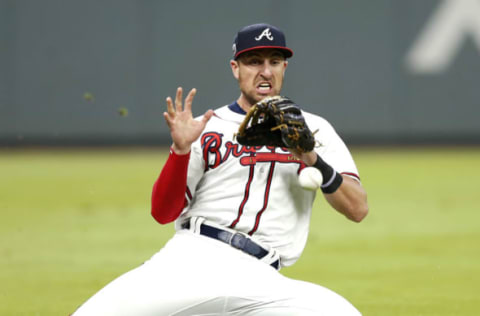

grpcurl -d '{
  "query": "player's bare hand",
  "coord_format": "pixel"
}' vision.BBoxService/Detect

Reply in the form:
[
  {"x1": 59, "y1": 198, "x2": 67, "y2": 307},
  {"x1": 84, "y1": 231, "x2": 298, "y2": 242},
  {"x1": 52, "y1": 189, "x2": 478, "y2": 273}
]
[
  {"x1": 163, "y1": 87, "x2": 213, "y2": 155},
  {"x1": 289, "y1": 149, "x2": 318, "y2": 166}
]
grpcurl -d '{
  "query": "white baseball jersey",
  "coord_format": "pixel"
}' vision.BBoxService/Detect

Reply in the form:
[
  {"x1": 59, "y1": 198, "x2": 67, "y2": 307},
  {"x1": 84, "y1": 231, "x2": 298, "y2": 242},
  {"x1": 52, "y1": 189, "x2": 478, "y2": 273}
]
[{"x1": 176, "y1": 102, "x2": 359, "y2": 267}]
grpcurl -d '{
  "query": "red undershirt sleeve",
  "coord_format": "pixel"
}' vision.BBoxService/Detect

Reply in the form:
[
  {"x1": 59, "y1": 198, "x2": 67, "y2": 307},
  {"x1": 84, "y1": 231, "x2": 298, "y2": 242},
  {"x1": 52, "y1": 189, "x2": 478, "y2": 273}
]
[{"x1": 151, "y1": 149, "x2": 190, "y2": 224}]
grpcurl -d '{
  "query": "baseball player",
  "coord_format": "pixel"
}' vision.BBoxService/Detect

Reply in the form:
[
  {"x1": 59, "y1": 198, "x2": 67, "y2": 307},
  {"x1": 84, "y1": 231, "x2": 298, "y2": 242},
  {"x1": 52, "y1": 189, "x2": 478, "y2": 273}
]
[{"x1": 72, "y1": 23, "x2": 368, "y2": 316}]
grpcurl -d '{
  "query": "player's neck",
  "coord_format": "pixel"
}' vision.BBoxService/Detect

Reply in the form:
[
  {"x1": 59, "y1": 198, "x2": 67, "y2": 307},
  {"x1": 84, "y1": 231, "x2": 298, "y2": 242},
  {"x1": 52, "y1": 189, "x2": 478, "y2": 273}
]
[{"x1": 236, "y1": 96, "x2": 254, "y2": 113}]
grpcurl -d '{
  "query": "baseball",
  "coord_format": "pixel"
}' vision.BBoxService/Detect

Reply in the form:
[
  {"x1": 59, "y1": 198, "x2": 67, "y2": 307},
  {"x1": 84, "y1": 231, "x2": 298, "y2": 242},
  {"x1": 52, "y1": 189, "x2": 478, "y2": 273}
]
[{"x1": 298, "y1": 167, "x2": 323, "y2": 191}]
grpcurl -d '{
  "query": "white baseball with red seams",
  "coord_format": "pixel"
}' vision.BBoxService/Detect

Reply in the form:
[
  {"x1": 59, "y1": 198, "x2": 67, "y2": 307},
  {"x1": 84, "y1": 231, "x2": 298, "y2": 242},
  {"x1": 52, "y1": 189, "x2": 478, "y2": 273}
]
[{"x1": 298, "y1": 166, "x2": 324, "y2": 191}]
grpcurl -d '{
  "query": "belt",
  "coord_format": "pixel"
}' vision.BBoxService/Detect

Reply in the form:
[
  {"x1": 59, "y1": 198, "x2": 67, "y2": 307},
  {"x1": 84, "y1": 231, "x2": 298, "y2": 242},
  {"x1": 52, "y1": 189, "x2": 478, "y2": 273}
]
[{"x1": 181, "y1": 220, "x2": 280, "y2": 270}]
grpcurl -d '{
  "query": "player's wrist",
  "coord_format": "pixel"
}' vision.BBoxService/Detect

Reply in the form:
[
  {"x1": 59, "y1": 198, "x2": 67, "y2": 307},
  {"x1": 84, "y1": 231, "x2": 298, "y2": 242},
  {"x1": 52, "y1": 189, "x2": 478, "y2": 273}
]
[
  {"x1": 301, "y1": 151, "x2": 318, "y2": 166},
  {"x1": 312, "y1": 154, "x2": 343, "y2": 194},
  {"x1": 171, "y1": 143, "x2": 191, "y2": 155}
]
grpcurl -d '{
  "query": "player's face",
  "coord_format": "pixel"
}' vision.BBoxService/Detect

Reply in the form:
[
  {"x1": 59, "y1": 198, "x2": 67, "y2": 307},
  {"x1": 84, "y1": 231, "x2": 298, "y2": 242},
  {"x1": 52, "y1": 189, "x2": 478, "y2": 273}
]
[{"x1": 231, "y1": 49, "x2": 288, "y2": 108}]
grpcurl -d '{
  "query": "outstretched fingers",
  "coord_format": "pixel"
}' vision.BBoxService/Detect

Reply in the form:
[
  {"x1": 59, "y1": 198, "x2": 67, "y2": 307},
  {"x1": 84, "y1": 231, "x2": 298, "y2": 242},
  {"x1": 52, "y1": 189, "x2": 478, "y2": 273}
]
[
  {"x1": 184, "y1": 88, "x2": 197, "y2": 113},
  {"x1": 175, "y1": 87, "x2": 183, "y2": 113},
  {"x1": 164, "y1": 86, "x2": 206, "y2": 128},
  {"x1": 202, "y1": 109, "x2": 214, "y2": 124},
  {"x1": 163, "y1": 112, "x2": 173, "y2": 128},
  {"x1": 166, "y1": 96, "x2": 175, "y2": 116}
]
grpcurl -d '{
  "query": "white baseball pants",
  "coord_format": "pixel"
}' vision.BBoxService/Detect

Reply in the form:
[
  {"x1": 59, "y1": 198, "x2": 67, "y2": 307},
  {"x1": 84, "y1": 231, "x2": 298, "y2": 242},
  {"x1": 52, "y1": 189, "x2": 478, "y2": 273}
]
[{"x1": 72, "y1": 230, "x2": 361, "y2": 316}]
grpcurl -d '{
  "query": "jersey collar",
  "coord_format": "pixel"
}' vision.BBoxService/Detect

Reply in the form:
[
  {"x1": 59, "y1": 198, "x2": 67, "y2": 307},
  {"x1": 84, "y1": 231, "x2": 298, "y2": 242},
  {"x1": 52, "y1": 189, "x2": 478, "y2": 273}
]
[{"x1": 228, "y1": 101, "x2": 246, "y2": 115}]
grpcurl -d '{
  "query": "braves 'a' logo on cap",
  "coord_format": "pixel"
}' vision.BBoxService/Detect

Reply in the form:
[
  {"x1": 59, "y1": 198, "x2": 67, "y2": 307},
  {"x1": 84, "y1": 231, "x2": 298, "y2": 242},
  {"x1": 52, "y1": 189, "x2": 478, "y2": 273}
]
[
  {"x1": 232, "y1": 43, "x2": 237, "y2": 56},
  {"x1": 255, "y1": 28, "x2": 274, "y2": 41}
]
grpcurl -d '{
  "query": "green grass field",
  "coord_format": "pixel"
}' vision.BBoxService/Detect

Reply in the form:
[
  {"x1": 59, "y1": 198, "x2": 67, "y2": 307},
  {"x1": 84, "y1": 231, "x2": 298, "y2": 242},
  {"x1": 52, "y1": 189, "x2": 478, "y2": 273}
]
[{"x1": 1, "y1": 147, "x2": 479, "y2": 315}]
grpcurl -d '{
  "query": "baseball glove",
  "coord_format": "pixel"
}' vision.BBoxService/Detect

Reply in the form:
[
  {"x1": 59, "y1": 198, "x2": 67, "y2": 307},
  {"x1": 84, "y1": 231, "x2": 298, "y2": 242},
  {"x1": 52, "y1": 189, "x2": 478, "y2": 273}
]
[{"x1": 236, "y1": 96, "x2": 315, "y2": 153}]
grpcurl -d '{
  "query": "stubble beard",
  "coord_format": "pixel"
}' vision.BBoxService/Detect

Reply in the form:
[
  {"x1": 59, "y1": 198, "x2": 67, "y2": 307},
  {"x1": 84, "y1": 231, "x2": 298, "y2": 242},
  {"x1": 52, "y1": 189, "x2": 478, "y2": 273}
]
[{"x1": 244, "y1": 92, "x2": 260, "y2": 107}]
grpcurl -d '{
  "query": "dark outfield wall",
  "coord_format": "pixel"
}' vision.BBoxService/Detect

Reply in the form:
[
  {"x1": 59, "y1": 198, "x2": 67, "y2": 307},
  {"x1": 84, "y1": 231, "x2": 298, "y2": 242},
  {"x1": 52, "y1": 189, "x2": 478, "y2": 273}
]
[{"x1": 1, "y1": 0, "x2": 480, "y2": 145}]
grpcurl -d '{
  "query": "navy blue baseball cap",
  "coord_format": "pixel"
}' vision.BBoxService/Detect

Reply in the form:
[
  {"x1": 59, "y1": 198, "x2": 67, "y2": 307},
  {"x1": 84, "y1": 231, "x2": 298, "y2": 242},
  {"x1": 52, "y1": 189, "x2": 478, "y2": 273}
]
[{"x1": 232, "y1": 23, "x2": 293, "y2": 59}]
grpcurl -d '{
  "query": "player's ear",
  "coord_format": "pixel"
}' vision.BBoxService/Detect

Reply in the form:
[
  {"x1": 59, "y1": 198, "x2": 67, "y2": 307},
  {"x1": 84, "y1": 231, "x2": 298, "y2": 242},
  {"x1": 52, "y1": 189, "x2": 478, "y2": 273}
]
[
  {"x1": 230, "y1": 60, "x2": 239, "y2": 80},
  {"x1": 279, "y1": 60, "x2": 288, "y2": 77}
]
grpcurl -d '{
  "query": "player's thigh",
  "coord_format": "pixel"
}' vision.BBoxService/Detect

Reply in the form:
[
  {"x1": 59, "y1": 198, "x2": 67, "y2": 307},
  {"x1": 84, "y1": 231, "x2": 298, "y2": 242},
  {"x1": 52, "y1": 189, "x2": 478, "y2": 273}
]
[
  {"x1": 71, "y1": 264, "x2": 159, "y2": 315},
  {"x1": 222, "y1": 268, "x2": 361, "y2": 316},
  {"x1": 276, "y1": 277, "x2": 361, "y2": 316},
  {"x1": 71, "y1": 233, "x2": 230, "y2": 315},
  {"x1": 71, "y1": 263, "x2": 216, "y2": 316}
]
